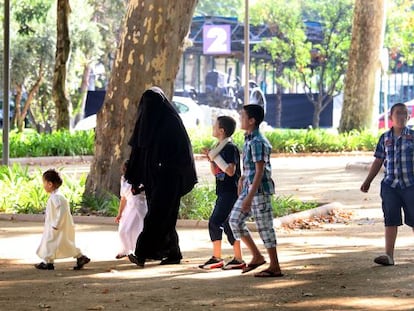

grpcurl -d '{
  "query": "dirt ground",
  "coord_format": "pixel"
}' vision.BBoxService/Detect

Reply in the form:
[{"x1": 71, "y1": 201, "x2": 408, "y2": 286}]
[{"x1": 1, "y1": 155, "x2": 414, "y2": 311}]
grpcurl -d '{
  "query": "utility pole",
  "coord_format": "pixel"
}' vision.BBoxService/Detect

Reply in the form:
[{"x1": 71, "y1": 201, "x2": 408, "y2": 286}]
[{"x1": 3, "y1": 0, "x2": 10, "y2": 166}]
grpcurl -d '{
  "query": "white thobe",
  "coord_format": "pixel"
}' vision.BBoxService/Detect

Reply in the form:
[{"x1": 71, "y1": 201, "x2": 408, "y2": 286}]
[{"x1": 36, "y1": 190, "x2": 81, "y2": 262}]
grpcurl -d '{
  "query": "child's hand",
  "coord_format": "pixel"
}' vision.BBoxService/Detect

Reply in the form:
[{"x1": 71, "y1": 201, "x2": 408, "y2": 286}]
[
  {"x1": 201, "y1": 148, "x2": 210, "y2": 155},
  {"x1": 241, "y1": 197, "x2": 252, "y2": 214},
  {"x1": 115, "y1": 215, "x2": 121, "y2": 223},
  {"x1": 360, "y1": 181, "x2": 370, "y2": 193}
]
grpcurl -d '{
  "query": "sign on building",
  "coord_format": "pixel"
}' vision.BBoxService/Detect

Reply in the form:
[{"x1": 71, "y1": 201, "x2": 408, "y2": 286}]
[{"x1": 203, "y1": 25, "x2": 231, "y2": 55}]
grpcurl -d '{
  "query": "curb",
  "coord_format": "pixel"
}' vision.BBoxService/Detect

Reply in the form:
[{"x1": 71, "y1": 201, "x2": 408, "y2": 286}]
[{"x1": 0, "y1": 202, "x2": 341, "y2": 231}]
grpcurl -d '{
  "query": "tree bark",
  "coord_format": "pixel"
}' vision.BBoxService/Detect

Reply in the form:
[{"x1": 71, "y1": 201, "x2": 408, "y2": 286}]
[
  {"x1": 339, "y1": 0, "x2": 386, "y2": 132},
  {"x1": 52, "y1": 0, "x2": 71, "y2": 130},
  {"x1": 85, "y1": 0, "x2": 198, "y2": 197}
]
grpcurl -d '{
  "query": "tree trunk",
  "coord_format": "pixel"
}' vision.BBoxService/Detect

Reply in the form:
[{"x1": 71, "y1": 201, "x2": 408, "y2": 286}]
[
  {"x1": 312, "y1": 102, "x2": 321, "y2": 128},
  {"x1": 73, "y1": 63, "x2": 92, "y2": 125},
  {"x1": 17, "y1": 73, "x2": 44, "y2": 132},
  {"x1": 339, "y1": 0, "x2": 386, "y2": 132},
  {"x1": 85, "y1": 0, "x2": 198, "y2": 197},
  {"x1": 52, "y1": 0, "x2": 71, "y2": 130}
]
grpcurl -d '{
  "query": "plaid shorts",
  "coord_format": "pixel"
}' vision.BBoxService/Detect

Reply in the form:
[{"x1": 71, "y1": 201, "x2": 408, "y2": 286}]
[{"x1": 229, "y1": 193, "x2": 277, "y2": 248}]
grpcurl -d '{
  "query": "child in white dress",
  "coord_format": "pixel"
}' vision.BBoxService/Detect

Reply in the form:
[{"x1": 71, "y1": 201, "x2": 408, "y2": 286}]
[
  {"x1": 35, "y1": 169, "x2": 90, "y2": 270},
  {"x1": 115, "y1": 160, "x2": 148, "y2": 259}
]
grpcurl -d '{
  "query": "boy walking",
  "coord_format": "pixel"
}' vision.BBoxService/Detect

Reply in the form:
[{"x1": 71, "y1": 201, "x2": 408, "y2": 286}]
[
  {"x1": 199, "y1": 116, "x2": 245, "y2": 270},
  {"x1": 229, "y1": 104, "x2": 283, "y2": 277},
  {"x1": 35, "y1": 169, "x2": 90, "y2": 270},
  {"x1": 361, "y1": 102, "x2": 414, "y2": 266}
]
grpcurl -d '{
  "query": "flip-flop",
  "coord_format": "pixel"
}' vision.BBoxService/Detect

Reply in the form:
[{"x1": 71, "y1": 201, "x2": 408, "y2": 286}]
[
  {"x1": 254, "y1": 269, "x2": 284, "y2": 278},
  {"x1": 241, "y1": 261, "x2": 266, "y2": 274}
]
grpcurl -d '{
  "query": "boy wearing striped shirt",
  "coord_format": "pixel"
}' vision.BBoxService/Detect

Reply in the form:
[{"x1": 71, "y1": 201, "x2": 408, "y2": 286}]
[
  {"x1": 361, "y1": 102, "x2": 414, "y2": 266},
  {"x1": 229, "y1": 104, "x2": 283, "y2": 278}
]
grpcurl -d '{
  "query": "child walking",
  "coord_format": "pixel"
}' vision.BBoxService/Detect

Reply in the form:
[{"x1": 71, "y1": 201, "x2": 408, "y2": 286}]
[
  {"x1": 199, "y1": 116, "x2": 245, "y2": 270},
  {"x1": 361, "y1": 102, "x2": 414, "y2": 266},
  {"x1": 229, "y1": 104, "x2": 283, "y2": 277},
  {"x1": 115, "y1": 160, "x2": 148, "y2": 259},
  {"x1": 35, "y1": 169, "x2": 90, "y2": 270}
]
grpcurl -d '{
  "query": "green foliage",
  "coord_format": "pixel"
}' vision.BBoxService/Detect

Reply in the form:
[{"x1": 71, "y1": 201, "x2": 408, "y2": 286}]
[
  {"x1": 0, "y1": 128, "x2": 379, "y2": 159},
  {"x1": 385, "y1": 0, "x2": 414, "y2": 66},
  {"x1": 80, "y1": 193, "x2": 119, "y2": 216},
  {"x1": 0, "y1": 165, "x2": 82, "y2": 214},
  {"x1": 0, "y1": 129, "x2": 94, "y2": 158},
  {"x1": 0, "y1": 163, "x2": 335, "y2": 220},
  {"x1": 180, "y1": 184, "x2": 217, "y2": 220},
  {"x1": 179, "y1": 183, "x2": 319, "y2": 220},
  {"x1": 262, "y1": 128, "x2": 378, "y2": 153},
  {"x1": 195, "y1": 0, "x2": 242, "y2": 17},
  {"x1": 272, "y1": 195, "x2": 318, "y2": 218}
]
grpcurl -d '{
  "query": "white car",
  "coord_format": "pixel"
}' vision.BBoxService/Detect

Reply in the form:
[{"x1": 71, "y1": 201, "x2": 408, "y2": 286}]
[
  {"x1": 74, "y1": 96, "x2": 205, "y2": 131},
  {"x1": 172, "y1": 96, "x2": 206, "y2": 129}
]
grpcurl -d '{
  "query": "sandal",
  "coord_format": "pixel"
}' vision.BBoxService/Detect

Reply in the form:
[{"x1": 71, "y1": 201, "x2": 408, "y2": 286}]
[
  {"x1": 241, "y1": 261, "x2": 266, "y2": 274},
  {"x1": 254, "y1": 269, "x2": 284, "y2": 278}
]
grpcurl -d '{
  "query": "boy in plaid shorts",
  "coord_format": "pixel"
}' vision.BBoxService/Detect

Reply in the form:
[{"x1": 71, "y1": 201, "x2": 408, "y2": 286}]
[
  {"x1": 229, "y1": 104, "x2": 283, "y2": 277},
  {"x1": 361, "y1": 102, "x2": 414, "y2": 266}
]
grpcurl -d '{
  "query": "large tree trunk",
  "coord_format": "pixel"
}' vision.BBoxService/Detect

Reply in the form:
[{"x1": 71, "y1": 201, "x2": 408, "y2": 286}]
[
  {"x1": 85, "y1": 0, "x2": 198, "y2": 197},
  {"x1": 339, "y1": 0, "x2": 386, "y2": 132},
  {"x1": 52, "y1": 0, "x2": 71, "y2": 130}
]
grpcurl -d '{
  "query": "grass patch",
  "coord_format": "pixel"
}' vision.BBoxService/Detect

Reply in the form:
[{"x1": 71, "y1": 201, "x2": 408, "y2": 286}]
[{"x1": 0, "y1": 165, "x2": 319, "y2": 220}]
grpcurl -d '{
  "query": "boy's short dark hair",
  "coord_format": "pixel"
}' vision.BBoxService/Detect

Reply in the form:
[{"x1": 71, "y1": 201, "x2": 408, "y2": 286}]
[
  {"x1": 243, "y1": 104, "x2": 264, "y2": 127},
  {"x1": 217, "y1": 115, "x2": 236, "y2": 137},
  {"x1": 390, "y1": 102, "x2": 407, "y2": 115},
  {"x1": 42, "y1": 169, "x2": 63, "y2": 188}
]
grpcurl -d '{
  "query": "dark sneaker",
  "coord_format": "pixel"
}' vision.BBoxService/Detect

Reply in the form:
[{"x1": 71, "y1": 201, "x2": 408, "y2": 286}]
[
  {"x1": 128, "y1": 254, "x2": 145, "y2": 267},
  {"x1": 35, "y1": 262, "x2": 54, "y2": 270},
  {"x1": 198, "y1": 256, "x2": 224, "y2": 269},
  {"x1": 222, "y1": 258, "x2": 246, "y2": 270},
  {"x1": 374, "y1": 254, "x2": 394, "y2": 266},
  {"x1": 73, "y1": 255, "x2": 90, "y2": 270}
]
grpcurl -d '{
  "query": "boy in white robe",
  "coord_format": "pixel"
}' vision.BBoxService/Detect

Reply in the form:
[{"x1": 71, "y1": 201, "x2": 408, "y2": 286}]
[{"x1": 35, "y1": 169, "x2": 90, "y2": 270}]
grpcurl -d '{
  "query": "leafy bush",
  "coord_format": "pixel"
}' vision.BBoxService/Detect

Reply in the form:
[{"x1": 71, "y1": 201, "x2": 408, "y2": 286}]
[
  {"x1": 0, "y1": 129, "x2": 94, "y2": 158},
  {"x1": 0, "y1": 164, "x2": 319, "y2": 220},
  {"x1": 0, "y1": 128, "x2": 378, "y2": 158}
]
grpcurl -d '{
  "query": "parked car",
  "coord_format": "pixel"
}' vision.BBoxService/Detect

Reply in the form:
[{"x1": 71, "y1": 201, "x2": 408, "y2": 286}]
[
  {"x1": 74, "y1": 96, "x2": 205, "y2": 131},
  {"x1": 171, "y1": 96, "x2": 205, "y2": 128},
  {"x1": 378, "y1": 99, "x2": 414, "y2": 129}
]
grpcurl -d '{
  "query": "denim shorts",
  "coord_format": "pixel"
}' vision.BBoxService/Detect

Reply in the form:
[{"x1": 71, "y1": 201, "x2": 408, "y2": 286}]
[{"x1": 380, "y1": 181, "x2": 414, "y2": 227}]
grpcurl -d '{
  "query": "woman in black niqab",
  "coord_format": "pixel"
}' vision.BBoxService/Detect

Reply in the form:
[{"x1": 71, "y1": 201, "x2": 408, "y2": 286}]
[{"x1": 125, "y1": 86, "x2": 197, "y2": 266}]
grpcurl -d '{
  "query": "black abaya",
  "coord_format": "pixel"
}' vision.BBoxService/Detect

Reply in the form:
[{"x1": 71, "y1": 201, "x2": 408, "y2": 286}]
[{"x1": 125, "y1": 87, "x2": 197, "y2": 264}]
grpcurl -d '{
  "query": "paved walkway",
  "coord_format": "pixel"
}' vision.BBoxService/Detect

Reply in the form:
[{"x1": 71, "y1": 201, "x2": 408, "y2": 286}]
[
  {"x1": 2, "y1": 154, "x2": 381, "y2": 260},
  {"x1": 2, "y1": 154, "x2": 414, "y2": 310}
]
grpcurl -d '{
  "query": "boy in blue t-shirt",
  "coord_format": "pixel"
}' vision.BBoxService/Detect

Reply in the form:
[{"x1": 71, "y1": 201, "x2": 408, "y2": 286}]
[
  {"x1": 229, "y1": 104, "x2": 283, "y2": 278},
  {"x1": 199, "y1": 116, "x2": 245, "y2": 270},
  {"x1": 361, "y1": 102, "x2": 414, "y2": 266}
]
